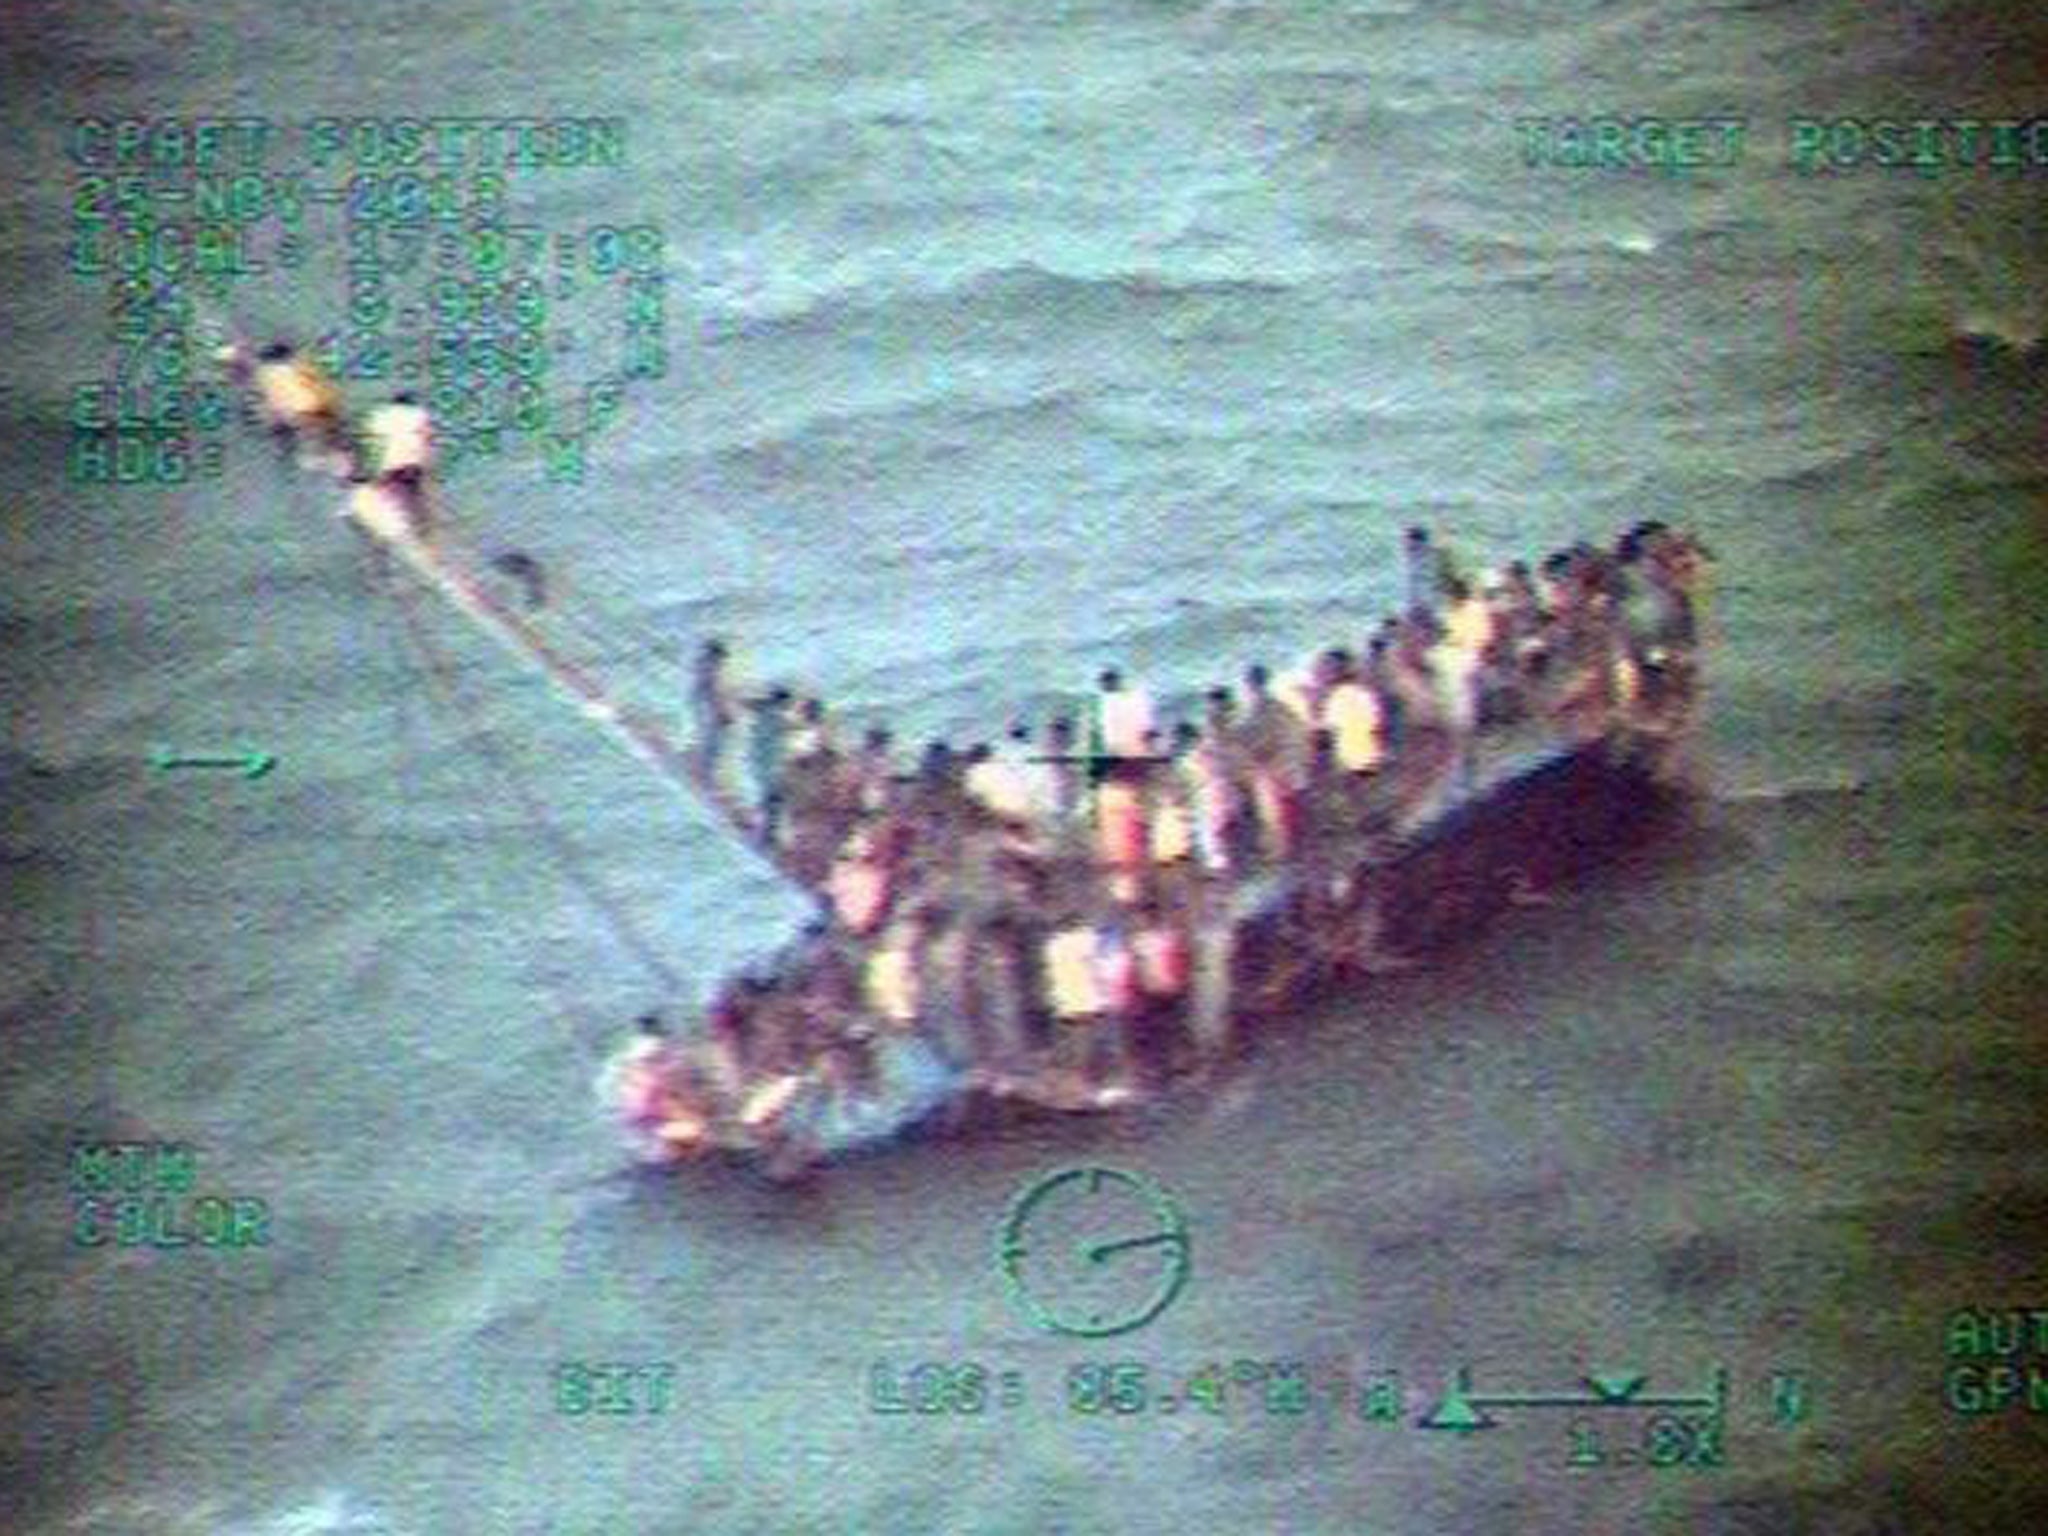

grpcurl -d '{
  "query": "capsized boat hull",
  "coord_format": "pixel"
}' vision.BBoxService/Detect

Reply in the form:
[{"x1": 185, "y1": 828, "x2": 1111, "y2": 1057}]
[{"x1": 657, "y1": 733, "x2": 1687, "y2": 1174}]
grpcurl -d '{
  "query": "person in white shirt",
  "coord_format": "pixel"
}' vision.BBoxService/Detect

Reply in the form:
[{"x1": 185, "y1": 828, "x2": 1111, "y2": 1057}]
[
  {"x1": 362, "y1": 390, "x2": 433, "y2": 478},
  {"x1": 1094, "y1": 668, "x2": 1155, "y2": 762}
]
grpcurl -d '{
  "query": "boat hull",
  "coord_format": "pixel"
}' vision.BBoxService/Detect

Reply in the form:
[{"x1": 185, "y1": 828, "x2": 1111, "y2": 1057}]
[{"x1": 676, "y1": 734, "x2": 1687, "y2": 1173}]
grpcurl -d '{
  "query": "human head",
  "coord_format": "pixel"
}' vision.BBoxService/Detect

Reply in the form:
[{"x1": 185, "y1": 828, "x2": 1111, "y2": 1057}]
[
  {"x1": 1098, "y1": 667, "x2": 1123, "y2": 693},
  {"x1": 1245, "y1": 662, "x2": 1270, "y2": 692},
  {"x1": 392, "y1": 390, "x2": 420, "y2": 406},
  {"x1": 259, "y1": 341, "x2": 292, "y2": 361}
]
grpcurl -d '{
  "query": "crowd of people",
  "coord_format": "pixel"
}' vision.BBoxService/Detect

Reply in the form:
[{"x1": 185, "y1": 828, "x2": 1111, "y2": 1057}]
[
  {"x1": 617, "y1": 519, "x2": 1709, "y2": 1162},
  {"x1": 205, "y1": 336, "x2": 1710, "y2": 1161}
]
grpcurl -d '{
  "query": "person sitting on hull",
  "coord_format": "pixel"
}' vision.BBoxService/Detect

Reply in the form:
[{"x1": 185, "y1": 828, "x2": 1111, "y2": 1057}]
[{"x1": 601, "y1": 1014, "x2": 716, "y2": 1164}]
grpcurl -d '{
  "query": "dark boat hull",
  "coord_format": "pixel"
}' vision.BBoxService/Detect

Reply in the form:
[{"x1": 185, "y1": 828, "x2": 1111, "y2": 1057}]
[
  {"x1": 672, "y1": 733, "x2": 1690, "y2": 1172},
  {"x1": 1230, "y1": 738, "x2": 1682, "y2": 1016}
]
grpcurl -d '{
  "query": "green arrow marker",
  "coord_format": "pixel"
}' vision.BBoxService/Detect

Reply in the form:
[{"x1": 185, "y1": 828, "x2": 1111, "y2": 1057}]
[
  {"x1": 149, "y1": 747, "x2": 277, "y2": 780},
  {"x1": 1420, "y1": 1370, "x2": 1496, "y2": 1432}
]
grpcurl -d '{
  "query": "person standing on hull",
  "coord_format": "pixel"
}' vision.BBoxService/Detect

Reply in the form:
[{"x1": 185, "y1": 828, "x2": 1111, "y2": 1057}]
[
  {"x1": 971, "y1": 911, "x2": 1037, "y2": 1087},
  {"x1": 1095, "y1": 760, "x2": 1150, "y2": 907},
  {"x1": 1092, "y1": 668, "x2": 1155, "y2": 765},
  {"x1": 778, "y1": 716, "x2": 860, "y2": 885},
  {"x1": 1129, "y1": 893, "x2": 1193, "y2": 1084},
  {"x1": 1492, "y1": 560, "x2": 1545, "y2": 708},
  {"x1": 1090, "y1": 665, "x2": 1155, "y2": 885},
  {"x1": 743, "y1": 685, "x2": 795, "y2": 844},
  {"x1": 1435, "y1": 576, "x2": 1495, "y2": 793},
  {"x1": 1185, "y1": 888, "x2": 1239, "y2": 1073},
  {"x1": 914, "y1": 903, "x2": 978, "y2": 1070},
  {"x1": 1195, "y1": 686, "x2": 1254, "y2": 873},
  {"x1": 1042, "y1": 908, "x2": 1103, "y2": 1096},
  {"x1": 1038, "y1": 903, "x2": 1136, "y2": 1107},
  {"x1": 853, "y1": 725, "x2": 897, "y2": 815},
  {"x1": 1324, "y1": 654, "x2": 1387, "y2": 779},
  {"x1": 965, "y1": 732, "x2": 1031, "y2": 826},
  {"x1": 826, "y1": 825, "x2": 895, "y2": 937},
  {"x1": 689, "y1": 638, "x2": 736, "y2": 789},
  {"x1": 788, "y1": 697, "x2": 836, "y2": 762},
  {"x1": 1236, "y1": 663, "x2": 1301, "y2": 863},
  {"x1": 1149, "y1": 723, "x2": 1200, "y2": 890},
  {"x1": 1093, "y1": 907, "x2": 1142, "y2": 1101},
  {"x1": 1277, "y1": 648, "x2": 1351, "y2": 732},
  {"x1": 1037, "y1": 716, "x2": 1087, "y2": 858},
  {"x1": 1403, "y1": 524, "x2": 1466, "y2": 613},
  {"x1": 863, "y1": 911, "x2": 926, "y2": 1045}
]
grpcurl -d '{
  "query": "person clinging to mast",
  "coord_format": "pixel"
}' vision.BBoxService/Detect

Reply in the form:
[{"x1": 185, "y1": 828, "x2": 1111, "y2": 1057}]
[
  {"x1": 249, "y1": 340, "x2": 352, "y2": 474},
  {"x1": 363, "y1": 389, "x2": 433, "y2": 478},
  {"x1": 362, "y1": 389, "x2": 435, "y2": 532}
]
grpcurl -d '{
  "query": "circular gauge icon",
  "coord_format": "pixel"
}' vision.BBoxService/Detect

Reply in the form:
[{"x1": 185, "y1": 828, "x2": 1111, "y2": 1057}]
[{"x1": 997, "y1": 1166, "x2": 1190, "y2": 1338}]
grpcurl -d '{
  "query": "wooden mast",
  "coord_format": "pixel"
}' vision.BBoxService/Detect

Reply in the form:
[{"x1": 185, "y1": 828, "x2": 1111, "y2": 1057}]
[{"x1": 210, "y1": 322, "x2": 793, "y2": 883}]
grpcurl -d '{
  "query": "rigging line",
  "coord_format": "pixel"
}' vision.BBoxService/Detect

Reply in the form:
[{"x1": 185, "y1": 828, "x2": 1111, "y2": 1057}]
[
  {"x1": 377, "y1": 533, "x2": 689, "y2": 1011},
  {"x1": 394, "y1": 653, "x2": 619, "y2": 1074},
  {"x1": 292, "y1": 460, "x2": 620, "y2": 1070}
]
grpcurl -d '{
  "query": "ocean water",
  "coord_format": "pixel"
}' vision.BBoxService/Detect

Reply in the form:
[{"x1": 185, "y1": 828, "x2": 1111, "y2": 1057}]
[{"x1": 4, "y1": 1, "x2": 2046, "y2": 1531}]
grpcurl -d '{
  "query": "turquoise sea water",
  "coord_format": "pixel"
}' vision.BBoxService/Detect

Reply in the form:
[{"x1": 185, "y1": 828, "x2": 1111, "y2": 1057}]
[{"x1": 3, "y1": 1, "x2": 2045, "y2": 1530}]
